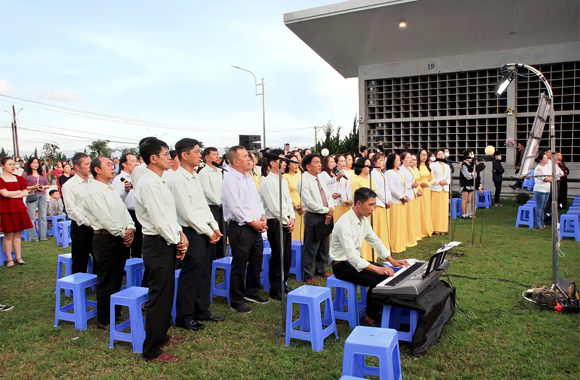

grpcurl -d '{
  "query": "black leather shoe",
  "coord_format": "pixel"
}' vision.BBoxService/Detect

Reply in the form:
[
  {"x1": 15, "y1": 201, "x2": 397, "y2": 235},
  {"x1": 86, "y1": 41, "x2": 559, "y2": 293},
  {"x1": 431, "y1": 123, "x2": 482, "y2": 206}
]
[
  {"x1": 176, "y1": 320, "x2": 205, "y2": 331},
  {"x1": 97, "y1": 322, "x2": 110, "y2": 331},
  {"x1": 198, "y1": 315, "x2": 225, "y2": 323}
]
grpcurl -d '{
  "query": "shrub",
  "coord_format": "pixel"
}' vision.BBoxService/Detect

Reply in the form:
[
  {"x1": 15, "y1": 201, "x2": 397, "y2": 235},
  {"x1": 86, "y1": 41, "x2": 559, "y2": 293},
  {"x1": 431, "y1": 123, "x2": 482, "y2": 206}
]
[{"x1": 515, "y1": 192, "x2": 530, "y2": 204}]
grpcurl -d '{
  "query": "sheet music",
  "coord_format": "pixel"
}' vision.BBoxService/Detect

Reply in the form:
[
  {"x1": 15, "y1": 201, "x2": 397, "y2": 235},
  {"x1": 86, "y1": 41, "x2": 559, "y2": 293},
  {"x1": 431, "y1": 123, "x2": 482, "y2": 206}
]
[{"x1": 436, "y1": 241, "x2": 461, "y2": 254}]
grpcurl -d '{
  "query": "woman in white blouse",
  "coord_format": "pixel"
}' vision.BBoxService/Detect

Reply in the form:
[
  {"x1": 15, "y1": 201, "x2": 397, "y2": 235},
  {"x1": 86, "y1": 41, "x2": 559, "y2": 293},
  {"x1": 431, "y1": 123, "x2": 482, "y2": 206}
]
[
  {"x1": 430, "y1": 150, "x2": 452, "y2": 234},
  {"x1": 369, "y1": 152, "x2": 391, "y2": 249},
  {"x1": 333, "y1": 154, "x2": 353, "y2": 222},
  {"x1": 385, "y1": 153, "x2": 409, "y2": 254},
  {"x1": 399, "y1": 152, "x2": 419, "y2": 248}
]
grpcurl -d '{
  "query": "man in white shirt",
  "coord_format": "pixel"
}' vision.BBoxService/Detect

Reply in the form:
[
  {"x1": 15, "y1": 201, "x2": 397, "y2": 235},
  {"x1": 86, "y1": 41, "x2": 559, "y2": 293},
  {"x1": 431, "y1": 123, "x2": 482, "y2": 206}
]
[
  {"x1": 299, "y1": 154, "x2": 334, "y2": 285},
  {"x1": 169, "y1": 138, "x2": 224, "y2": 331},
  {"x1": 61, "y1": 152, "x2": 94, "y2": 274},
  {"x1": 259, "y1": 150, "x2": 295, "y2": 301},
  {"x1": 130, "y1": 137, "x2": 155, "y2": 187},
  {"x1": 112, "y1": 153, "x2": 142, "y2": 259},
  {"x1": 85, "y1": 156, "x2": 135, "y2": 330},
  {"x1": 198, "y1": 147, "x2": 225, "y2": 259},
  {"x1": 222, "y1": 146, "x2": 269, "y2": 314},
  {"x1": 330, "y1": 187, "x2": 409, "y2": 327},
  {"x1": 135, "y1": 138, "x2": 188, "y2": 363}
]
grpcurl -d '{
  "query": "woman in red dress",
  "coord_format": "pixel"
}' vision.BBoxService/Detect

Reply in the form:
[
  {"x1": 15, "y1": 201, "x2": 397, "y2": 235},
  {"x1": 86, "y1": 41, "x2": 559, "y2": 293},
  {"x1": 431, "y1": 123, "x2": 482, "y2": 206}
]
[{"x1": 0, "y1": 157, "x2": 32, "y2": 267}]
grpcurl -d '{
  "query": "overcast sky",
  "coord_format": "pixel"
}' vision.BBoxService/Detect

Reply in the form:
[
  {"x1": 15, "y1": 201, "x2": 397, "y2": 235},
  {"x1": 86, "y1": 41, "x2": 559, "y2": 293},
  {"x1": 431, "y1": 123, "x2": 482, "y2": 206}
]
[{"x1": 0, "y1": 0, "x2": 358, "y2": 157}]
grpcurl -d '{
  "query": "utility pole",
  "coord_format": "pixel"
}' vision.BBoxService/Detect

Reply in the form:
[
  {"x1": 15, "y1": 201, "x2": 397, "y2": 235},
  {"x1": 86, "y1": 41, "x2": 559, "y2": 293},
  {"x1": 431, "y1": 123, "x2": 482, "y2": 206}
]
[
  {"x1": 314, "y1": 125, "x2": 319, "y2": 151},
  {"x1": 11, "y1": 106, "x2": 21, "y2": 158}
]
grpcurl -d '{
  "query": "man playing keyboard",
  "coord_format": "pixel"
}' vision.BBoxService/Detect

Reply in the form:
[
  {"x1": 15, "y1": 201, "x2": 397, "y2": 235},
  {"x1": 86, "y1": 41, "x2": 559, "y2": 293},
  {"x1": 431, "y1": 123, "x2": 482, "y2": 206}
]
[{"x1": 330, "y1": 187, "x2": 409, "y2": 327}]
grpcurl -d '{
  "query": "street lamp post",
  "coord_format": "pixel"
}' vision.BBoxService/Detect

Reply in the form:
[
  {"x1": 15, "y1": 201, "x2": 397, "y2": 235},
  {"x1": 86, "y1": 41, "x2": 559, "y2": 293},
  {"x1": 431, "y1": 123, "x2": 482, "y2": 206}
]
[
  {"x1": 4, "y1": 106, "x2": 23, "y2": 158},
  {"x1": 231, "y1": 65, "x2": 266, "y2": 149}
]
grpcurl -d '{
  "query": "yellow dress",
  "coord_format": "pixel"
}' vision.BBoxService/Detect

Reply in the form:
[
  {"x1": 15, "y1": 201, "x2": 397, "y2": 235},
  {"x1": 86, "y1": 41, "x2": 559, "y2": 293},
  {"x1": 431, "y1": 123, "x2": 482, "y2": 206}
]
[
  {"x1": 283, "y1": 172, "x2": 304, "y2": 243},
  {"x1": 385, "y1": 169, "x2": 408, "y2": 254},
  {"x1": 417, "y1": 166, "x2": 435, "y2": 237},
  {"x1": 250, "y1": 169, "x2": 261, "y2": 193},
  {"x1": 351, "y1": 174, "x2": 377, "y2": 261},
  {"x1": 431, "y1": 162, "x2": 450, "y2": 233}
]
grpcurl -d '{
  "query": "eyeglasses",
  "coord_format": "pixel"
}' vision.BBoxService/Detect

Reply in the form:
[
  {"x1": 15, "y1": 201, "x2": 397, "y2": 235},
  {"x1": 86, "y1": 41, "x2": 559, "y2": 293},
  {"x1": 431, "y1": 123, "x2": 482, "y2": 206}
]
[{"x1": 156, "y1": 152, "x2": 171, "y2": 157}]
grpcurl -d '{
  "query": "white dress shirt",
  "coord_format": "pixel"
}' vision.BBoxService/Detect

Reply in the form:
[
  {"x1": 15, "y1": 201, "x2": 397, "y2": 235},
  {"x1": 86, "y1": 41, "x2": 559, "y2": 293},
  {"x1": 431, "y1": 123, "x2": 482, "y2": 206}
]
[
  {"x1": 298, "y1": 172, "x2": 333, "y2": 214},
  {"x1": 259, "y1": 172, "x2": 296, "y2": 225},
  {"x1": 430, "y1": 161, "x2": 451, "y2": 192},
  {"x1": 168, "y1": 166, "x2": 219, "y2": 237},
  {"x1": 131, "y1": 164, "x2": 147, "y2": 187},
  {"x1": 135, "y1": 168, "x2": 182, "y2": 245},
  {"x1": 84, "y1": 180, "x2": 135, "y2": 236},
  {"x1": 329, "y1": 208, "x2": 391, "y2": 271},
  {"x1": 112, "y1": 170, "x2": 136, "y2": 210},
  {"x1": 62, "y1": 174, "x2": 92, "y2": 226},
  {"x1": 222, "y1": 168, "x2": 265, "y2": 225},
  {"x1": 385, "y1": 169, "x2": 406, "y2": 204},
  {"x1": 198, "y1": 165, "x2": 222, "y2": 206},
  {"x1": 370, "y1": 170, "x2": 391, "y2": 207}
]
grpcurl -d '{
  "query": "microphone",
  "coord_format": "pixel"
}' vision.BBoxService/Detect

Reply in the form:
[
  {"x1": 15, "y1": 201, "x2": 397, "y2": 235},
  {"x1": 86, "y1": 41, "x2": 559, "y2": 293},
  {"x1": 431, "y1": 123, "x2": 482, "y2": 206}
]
[
  {"x1": 352, "y1": 162, "x2": 380, "y2": 169},
  {"x1": 262, "y1": 151, "x2": 300, "y2": 165},
  {"x1": 212, "y1": 161, "x2": 228, "y2": 172},
  {"x1": 333, "y1": 168, "x2": 339, "y2": 175}
]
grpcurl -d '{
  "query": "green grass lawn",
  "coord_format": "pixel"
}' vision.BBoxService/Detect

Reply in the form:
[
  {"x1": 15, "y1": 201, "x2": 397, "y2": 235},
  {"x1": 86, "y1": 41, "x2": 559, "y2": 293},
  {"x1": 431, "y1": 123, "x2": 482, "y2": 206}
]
[{"x1": 0, "y1": 201, "x2": 578, "y2": 379}]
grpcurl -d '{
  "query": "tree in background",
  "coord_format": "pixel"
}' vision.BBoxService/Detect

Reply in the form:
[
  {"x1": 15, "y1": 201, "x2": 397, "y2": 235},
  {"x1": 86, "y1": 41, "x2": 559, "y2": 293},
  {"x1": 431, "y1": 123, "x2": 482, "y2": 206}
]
[
  {"x1": 314, "y1": 115, "x2": 359, "y2": 154},
  {"x1": 0, "y1": 147, "x2": 10, "y2": 160},
  {"x1": 86, "y1": 139, "x2": 115, "y2": 158},
  {"x1": 42, "y1": 143, "x2": 67, "y2": 168},
  {"x1": 118, "y1": 146, "x2": 140, "y2": 157}
]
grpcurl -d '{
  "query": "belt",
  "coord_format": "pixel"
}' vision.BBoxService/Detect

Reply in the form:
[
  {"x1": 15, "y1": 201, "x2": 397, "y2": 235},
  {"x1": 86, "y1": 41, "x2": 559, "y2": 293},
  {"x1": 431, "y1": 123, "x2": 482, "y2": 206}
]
[
  {"x1": 93, "y1": 229, "x2": 113, "y2": 236},
  {"x1": 305, "y1": 211, "x2": 325, "y2": 216},
  {"x1": 331, "y1": 260, "x2": 345, "y2": 266}
]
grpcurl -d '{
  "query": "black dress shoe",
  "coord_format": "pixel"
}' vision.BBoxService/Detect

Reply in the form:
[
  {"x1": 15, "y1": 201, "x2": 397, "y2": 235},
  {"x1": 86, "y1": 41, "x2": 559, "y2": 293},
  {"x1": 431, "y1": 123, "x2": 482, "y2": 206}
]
[
  {"x1": 176, "y1": 320, "x2": 205, "y2": 331},
  {"x1": 198, "y1": 315, "x2": 225, "y2": 323},
  {"x1": 97, "y1": 322, "x2": 110, "y2": 331}
]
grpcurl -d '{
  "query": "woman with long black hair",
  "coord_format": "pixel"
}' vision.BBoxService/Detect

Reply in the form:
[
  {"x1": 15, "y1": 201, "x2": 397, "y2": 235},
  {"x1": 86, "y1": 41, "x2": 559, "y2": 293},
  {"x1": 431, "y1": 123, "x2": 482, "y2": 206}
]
[
  {"x1": 22, "y1": 157, "x2": 50, "y2": 241},
  {"x1": 385, "y1": 153, "x2": 408, "y2": 253}
]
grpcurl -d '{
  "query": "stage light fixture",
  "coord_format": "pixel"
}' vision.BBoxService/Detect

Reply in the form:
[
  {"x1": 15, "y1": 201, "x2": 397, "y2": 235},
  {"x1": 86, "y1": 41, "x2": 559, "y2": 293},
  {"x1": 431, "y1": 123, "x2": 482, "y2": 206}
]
[
  {"x1": 398, "y1": 21, "x2": 407, "y2": 28},
  {"x1": 484, "y1": 145, "x2": 495, "y2": 156},
  {"x1": 494, "y1": 70, "x2": 515, "y2": 96}
]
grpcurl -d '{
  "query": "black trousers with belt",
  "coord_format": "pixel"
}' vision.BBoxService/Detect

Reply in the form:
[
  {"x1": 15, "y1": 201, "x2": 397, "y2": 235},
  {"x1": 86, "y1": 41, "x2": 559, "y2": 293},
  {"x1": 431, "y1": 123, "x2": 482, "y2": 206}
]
[
  {"x1": 228, "y1": 222, "x2": 263, "y2": 308},
  {"x1": 71, "y1": 221, "x2": 95, "y2": 274},
  {"x1": 92, "y1": 233, "x2": 129, "y2": 325},
  {"x1": 332, "y1": 260, "x2": 390, "y2": 321},
  {"x1": 302, "y1": 212, "x2": 329, "y2": 280},
  {"x1": 175, "y1": 227, "x2": 212, "y2": 324},
  {"x1": 266, "y1": 219, "x2": 292, "y2": 298},
  {"x1": 128, "y1": 209, "x2": 143, "y2": 258},
  {"x1": 209, "y1": 205, "x2": 225, "y2": 259},
  {"x1": 142, "y1": 235, "x2": 176, "y2": 359}
]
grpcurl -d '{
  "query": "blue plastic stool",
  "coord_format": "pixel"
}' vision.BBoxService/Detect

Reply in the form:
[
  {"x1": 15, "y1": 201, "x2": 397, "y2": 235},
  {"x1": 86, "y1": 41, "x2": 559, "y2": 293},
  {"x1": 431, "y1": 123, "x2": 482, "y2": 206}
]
[
  {"x1": 54, "y1": 273, "x2": 98, "y2": 330},
  {"x1": 342, "y1": 326, "x2": 402, "y2": 380},
  {"x1": 56, "y1": 253, "x2": 94, "y2": 296},
  {"x1": 476, "y1": 190, "x2": 492, "y2": 209},
  {"x1": 560, "y1": 214, "x2": 580, "y2": 241},
  {"x1": 0, "y1": 235, "x2": 16, "y2": 267},
  {"x1": 210, "y1": 256, "x2": 232, "y2": 305},
  {"x1": 567, "y1": 207, "x2": 580, "y2": 215},
  {"x1": 261, "y1": 248, "x2": 272, "y2": 292},
  {"x1": 290, "y1": 241, "x2": 303, "y2": 281},
  {"x1": 381, "y1": 304, "x2": 420, "y2": 342},
  {"x1": 124, "y1": 258, "x2": 144, "y2": 289},
  {"x1": 109, "y1": 286, "x2": 148, "y2": 353},
  {"x1": 21, "y1": 229, "x2": 29, "y2": 241},
  {"x1": 326, "y1": 275, "x2": 367, "y2": 328},
  {"x1": 56, "y1": 220, "x2": 72, "y2": 248},
  {"x1": 172, "y1": 269, "x2": 181, "y2": 324},
  {"x1": 340, "y1": 377, "x2": 367, "y2": 380},
  {"x1": 285, "y1": 285, "x2": 338, "y2": 351},
  {"x1": 515, "y1": 205, "x2": 535, "y2": 228},
  {"x1": 522, "y1": 169, "x2": 535, "y2": 190},
  {"x1": 47, "y1": 215, "x2": 67, "y2": 236},
  {"x1": 449, "y1": 198, "x2": 462, "y2": 219}
]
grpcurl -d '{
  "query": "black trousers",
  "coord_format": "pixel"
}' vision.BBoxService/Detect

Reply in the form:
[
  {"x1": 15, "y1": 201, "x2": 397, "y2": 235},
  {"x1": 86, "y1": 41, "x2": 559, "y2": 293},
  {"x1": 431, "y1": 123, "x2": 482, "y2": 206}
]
[
  {"x1": 558, "y1": 181, "x2": 568, "y2": 208},
  {"x1": 266, "y1": 219, "x2": 292, "y2": 298},
  {"x1": 92, "y1": 234, "x2": 129, "y2": 325},
  {"x1": 493, "y1": 180, "x2": 502, "y2": 204},
  {"x1": 302, "y1": 212, "x2": 329, "y2": 280},
  {"x1": 142, "y1": 235, "x2": 176, "y2": 359},
  {"x1": 332, "y1": 260, "x2": 390, "y2": 321},
  {"x1": 128, "y1": 209, "x2": 143, "y2": 258},
  {"x1": 176, "y1": 227, "x2": 212, "y2": 324},
  {"x1": 209, "y1": 205, "x2": 225, "y2": 259},
  {"x1": 71, "y1": 221, "x2": 95, "y2": 274},
  {"x1": 228, "y1": 222, "x2": 263, "y2": 308}
]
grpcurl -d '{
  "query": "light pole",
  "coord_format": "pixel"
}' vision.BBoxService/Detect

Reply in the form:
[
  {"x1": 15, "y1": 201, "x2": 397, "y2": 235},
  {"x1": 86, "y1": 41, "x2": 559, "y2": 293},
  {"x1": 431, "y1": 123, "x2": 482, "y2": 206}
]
[
  {"x1": 231, "y1": 65, "x2": 266, "y2": 149},
  {"x1": 4, "y1": 107, "x2": 22, "y2": 158}
]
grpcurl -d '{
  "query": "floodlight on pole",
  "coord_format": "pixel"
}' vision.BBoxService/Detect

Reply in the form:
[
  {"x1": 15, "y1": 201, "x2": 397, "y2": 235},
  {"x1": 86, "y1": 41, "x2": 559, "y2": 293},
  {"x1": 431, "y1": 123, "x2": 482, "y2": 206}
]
[
  {"x1": 231, "y1": 65, "x2": 266, "y2": 149},
  {"x1": 494, "y1": 62, "x2": 560, "y2": 289}
]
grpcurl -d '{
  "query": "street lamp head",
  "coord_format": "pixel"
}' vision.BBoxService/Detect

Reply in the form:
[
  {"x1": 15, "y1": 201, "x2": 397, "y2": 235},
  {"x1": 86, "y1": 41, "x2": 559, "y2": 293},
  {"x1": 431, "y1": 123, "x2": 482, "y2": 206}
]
[{"x1": 494, "y1": 66, "x2": 516, "y2": 97}]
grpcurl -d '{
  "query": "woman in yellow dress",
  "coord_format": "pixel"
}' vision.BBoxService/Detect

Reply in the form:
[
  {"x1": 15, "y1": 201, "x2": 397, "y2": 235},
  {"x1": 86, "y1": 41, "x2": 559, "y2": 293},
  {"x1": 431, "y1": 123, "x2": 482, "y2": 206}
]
[
  {"x1": 345, "y1": 153, "x2": 355, "y2": 181},
  {"x1": 249, "y1": 152, "x2": 261, "y2": 192},
  {"x1": 430, "y1": 150, "x2": 451, "y2": 234},
  {"x1": 369, "y1": 152, "x2": 391, "y2": 251},
  {"x1": 351, "y1": 157, "x2": 376, "y2": 260},
  {"x1": 385, "y1": 153, "x2": 409, "y2": 253},
  {"x1": 283, "y1": 154, "x2": 304, "y2": 242},
  {"x1": 417, "y1": 150, "x2": 435, "y2": 237},
  {"x1": 400, "y1": 152, "x2": 420, "y2": 248},
  {"x1": 333, "y1": 154, "x2": 353, "y2": 221}
]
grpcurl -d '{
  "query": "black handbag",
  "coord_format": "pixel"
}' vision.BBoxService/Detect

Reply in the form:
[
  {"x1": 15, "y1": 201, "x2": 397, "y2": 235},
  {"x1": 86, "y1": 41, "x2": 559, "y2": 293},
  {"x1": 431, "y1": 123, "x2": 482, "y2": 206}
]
[{"x1": 26, "y1": 176, "x2": 39, "y2": 202}]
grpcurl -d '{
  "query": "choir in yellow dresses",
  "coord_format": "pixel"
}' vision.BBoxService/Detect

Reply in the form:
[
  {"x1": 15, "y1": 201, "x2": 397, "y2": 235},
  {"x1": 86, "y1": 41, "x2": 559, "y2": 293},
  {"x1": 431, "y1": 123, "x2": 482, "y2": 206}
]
[{"x1": 417, "y1": 161, "x2": 435, "y2": 237}]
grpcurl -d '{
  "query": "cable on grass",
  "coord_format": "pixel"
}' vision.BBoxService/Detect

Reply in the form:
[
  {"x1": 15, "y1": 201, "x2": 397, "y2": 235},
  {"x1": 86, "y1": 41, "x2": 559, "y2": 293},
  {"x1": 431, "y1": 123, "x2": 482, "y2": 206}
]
[{"x1": 444, "y1": 273, "x2": 532, "y2": 288}]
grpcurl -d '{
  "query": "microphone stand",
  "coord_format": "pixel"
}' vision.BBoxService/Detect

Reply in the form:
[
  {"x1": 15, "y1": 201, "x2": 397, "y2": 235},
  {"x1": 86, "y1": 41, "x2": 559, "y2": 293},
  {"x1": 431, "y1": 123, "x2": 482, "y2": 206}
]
[{"x1": 214, "y1": 162, "x2": 228, "y2": 258}]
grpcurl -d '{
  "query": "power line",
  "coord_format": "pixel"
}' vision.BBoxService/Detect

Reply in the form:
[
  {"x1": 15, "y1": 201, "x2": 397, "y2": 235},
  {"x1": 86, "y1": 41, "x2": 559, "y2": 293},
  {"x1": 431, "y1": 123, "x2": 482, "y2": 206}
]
[{"x1": 23, "y1": 121, "x2": 140, "y2": 143}]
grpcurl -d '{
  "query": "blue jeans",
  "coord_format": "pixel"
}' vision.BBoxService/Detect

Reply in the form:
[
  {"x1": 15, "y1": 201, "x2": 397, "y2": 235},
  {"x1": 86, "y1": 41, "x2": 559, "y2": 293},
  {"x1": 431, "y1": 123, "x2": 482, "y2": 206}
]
[
  {"x1": 533, "y1": 191, "x2": 549, "y2": 228},
  {"x1": 26, "y1": 193, "x2": 47, "y2": 240}
]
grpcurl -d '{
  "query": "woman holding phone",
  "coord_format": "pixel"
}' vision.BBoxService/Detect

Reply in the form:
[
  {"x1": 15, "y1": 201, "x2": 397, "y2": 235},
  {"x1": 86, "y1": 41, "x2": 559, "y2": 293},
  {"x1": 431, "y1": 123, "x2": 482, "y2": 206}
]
[{"x1": 22, "y1": 157, "x2": 50, "y2": 241}]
